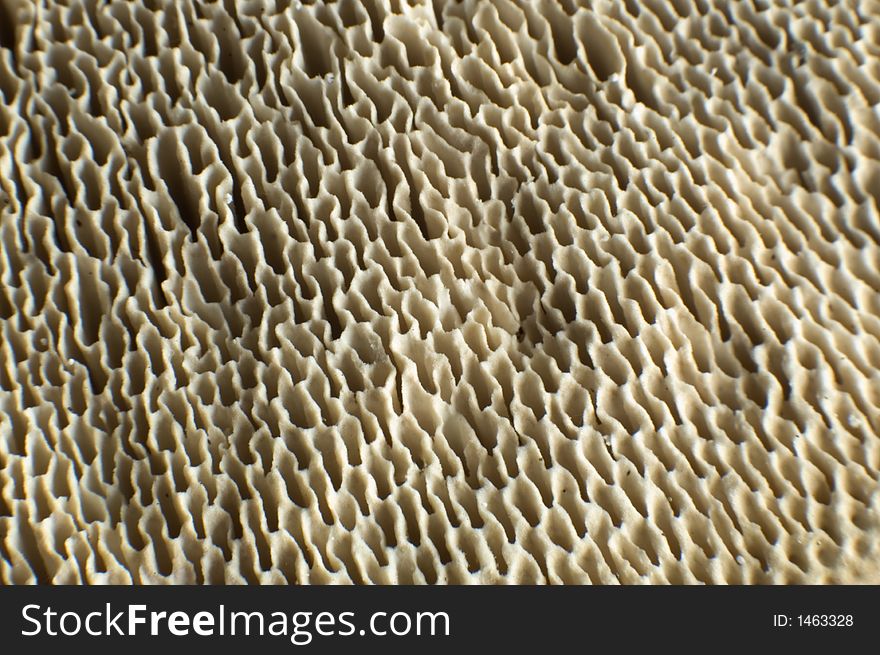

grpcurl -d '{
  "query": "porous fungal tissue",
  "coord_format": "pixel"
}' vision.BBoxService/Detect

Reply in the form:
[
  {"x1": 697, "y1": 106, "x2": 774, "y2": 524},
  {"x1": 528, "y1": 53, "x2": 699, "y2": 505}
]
[{"x1": 0, "y1": 0, "x2": 879, "y2": 585}]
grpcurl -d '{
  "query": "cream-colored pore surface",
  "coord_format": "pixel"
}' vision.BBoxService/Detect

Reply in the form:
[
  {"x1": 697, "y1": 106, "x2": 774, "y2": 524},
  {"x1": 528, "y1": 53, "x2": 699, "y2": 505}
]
[{"x1": 1, "y1": 0, "x2": 879, "y2": 584}]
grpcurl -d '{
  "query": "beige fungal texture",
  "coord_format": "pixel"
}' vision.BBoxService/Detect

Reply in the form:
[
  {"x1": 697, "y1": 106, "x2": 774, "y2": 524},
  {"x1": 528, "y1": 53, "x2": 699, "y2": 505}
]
[{"x1": 1, "y1": 0, "x2": 880, "y2": 585}]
